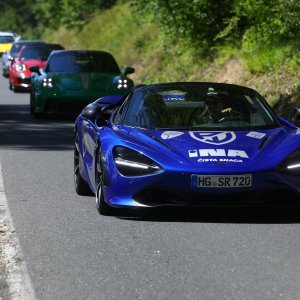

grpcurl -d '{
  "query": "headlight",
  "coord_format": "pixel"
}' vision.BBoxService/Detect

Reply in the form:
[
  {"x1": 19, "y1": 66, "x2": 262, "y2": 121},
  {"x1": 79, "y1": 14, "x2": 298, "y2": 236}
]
[
  {"x1": 113, "y1": 146, "x2": 163, "y2": 176},
  {"x1": 41, "y1": 78, "x2": 54, "y2": 88},
  {"x1": 16, "y1": 64, "x2": 26, "y2": 72},
  {"x1": 117, "y1": 78, "x2": 131, "y2": 89},
  {"x1": 277, "y1": 150, "x2": 300, "y2": 175}
]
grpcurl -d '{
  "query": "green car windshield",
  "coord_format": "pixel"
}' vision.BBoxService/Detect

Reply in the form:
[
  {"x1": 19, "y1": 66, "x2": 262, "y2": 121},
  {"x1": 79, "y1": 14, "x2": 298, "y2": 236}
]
[{"x1": 45, "y1": 52, "x2": 121, "y2": 74}]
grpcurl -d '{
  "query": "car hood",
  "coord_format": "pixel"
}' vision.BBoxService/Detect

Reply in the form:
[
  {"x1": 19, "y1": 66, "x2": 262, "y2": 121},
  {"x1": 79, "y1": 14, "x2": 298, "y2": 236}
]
[
  {"x1": 20, "y1": 59, "x2": 47, "y2": 68},
  {"x1": 125, "y1": 126, "x2": 300, "y2": 171},
  {"x1": 50, "y1": 73, "x2": 119, "y2": 90},
  {"x1": 0, "y1": 43, "x2": 13, "y2": 52}
]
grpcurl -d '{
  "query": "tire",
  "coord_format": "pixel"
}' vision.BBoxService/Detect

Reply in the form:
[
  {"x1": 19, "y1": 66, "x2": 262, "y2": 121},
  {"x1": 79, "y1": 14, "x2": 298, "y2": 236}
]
[
  {"x1": 31, "y1": 96, "x2": 45, "y2": 119},
  {"x1": 74, "y1": 131, "x2": 93, "y2": 196},
  {"x1": 9, "y1": 81, "x2": 12, "y2": 90},
  {"x1": 95, "y1": 152, "x2": 114, "y2": 215},
  {"x1": 13, "y1": 85, "x2": 19, "y2": 93},
  {"x1": 30, "y1": 92, "x2": 35, "y2": 115}
]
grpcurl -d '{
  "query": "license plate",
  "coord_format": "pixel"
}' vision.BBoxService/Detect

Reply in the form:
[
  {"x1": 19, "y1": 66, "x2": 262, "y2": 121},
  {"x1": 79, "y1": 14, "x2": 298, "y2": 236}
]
[{"x1": 191, "y1": 174, "x2": 252, "y2": 188}]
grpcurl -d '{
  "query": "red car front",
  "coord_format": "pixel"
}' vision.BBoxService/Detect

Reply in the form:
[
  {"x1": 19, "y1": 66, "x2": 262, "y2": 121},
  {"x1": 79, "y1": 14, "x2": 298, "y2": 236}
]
[{"x1": 9, "y1": 44, "x2": 59, "y2": 92}]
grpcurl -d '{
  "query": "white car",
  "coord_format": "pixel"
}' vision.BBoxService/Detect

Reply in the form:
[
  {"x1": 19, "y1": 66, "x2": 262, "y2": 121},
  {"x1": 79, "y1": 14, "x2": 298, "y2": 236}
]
[
  {"x1": 1, "y1": 32, "x2": 23, "y2": 77},
  {"x1": 0, "y1": 32, "x2": 20, "y2": 55}
]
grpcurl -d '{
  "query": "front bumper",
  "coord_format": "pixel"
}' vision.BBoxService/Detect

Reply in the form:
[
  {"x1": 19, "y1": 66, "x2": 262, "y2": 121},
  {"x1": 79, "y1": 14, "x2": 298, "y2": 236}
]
[{"x1": 103, "y1": 169, "x2": 300, "y2": 208}]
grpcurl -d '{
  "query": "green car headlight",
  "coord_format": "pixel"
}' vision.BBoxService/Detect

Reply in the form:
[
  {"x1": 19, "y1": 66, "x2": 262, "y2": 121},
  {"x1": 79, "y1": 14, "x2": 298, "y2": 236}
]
[
  {"x1": 277, "y1": 149, "x2": 300, "y2": 176},
  {"x1": 117, "y1": 78, "x2": 129, "y2": 89},
  {"x1": 113, "y1": 146, "x2": 163, "y2": 176},
  {"x1": 42, "y1": 78, "x2": 54, "y2": 88}
]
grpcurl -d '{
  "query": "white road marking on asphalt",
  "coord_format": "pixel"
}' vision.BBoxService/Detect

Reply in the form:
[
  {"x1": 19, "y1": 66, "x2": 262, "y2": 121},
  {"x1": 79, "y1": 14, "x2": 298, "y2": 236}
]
[{"x1": 0, "y1": 159, "x2": 36, "y2": 300}]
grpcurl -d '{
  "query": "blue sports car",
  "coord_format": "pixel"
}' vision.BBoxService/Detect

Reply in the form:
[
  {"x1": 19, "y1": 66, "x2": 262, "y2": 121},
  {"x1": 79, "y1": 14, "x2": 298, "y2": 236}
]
[{"x1": 74, "y1": 82, "x2": 300, "y2": 215}]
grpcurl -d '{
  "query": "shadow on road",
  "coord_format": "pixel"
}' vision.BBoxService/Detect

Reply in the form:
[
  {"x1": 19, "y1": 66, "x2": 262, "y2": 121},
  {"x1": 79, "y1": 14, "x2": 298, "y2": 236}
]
[
  {"x1": 0, "y1": 104, "x2": 77, "y2": 151},
  {"x1": 116, "y1": 206, "x2": 300, "y2": 224}
]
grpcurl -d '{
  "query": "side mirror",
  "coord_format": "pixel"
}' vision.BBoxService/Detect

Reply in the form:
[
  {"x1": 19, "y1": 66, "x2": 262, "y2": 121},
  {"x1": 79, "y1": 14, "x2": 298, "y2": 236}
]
[
  {"x1": 29, "y1": 66, "x2": 41, "y2": 75},
  {"x1": 82, "y1": 103, "x2": 103, "y2": 120},
  {"x1": 124, "y1": 66, "x2": 135, "y2": 76},
  {"x1": 82, "y1": 103, "x2": 114, "y2": 126}
]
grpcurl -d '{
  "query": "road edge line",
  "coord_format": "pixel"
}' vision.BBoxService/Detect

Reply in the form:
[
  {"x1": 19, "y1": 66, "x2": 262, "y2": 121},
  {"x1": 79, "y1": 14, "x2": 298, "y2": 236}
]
[{"x1": 0, "y1": 160, "x2": 36, "y2": 300}]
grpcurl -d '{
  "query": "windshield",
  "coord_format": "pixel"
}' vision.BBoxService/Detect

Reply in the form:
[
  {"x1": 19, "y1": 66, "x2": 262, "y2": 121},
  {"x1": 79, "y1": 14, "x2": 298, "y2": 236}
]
[
  {"x1": 20, "y1": 46, "x2": 54, "y2": 61},
  {"x1": 45, "y1": 52, "x2": 121, "y2": 73},
  {"x1": 122, "y1": 83, "x2": 278, "y2": 130},
  {"x1": 0, "y1": 36, "x2": 14, "y2": 43}
]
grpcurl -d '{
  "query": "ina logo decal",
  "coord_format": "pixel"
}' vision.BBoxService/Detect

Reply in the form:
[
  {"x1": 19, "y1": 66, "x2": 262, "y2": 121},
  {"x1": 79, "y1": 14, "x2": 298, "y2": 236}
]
[{"x1": 189, "y1": 131, "x2": 236, "y2": 145}]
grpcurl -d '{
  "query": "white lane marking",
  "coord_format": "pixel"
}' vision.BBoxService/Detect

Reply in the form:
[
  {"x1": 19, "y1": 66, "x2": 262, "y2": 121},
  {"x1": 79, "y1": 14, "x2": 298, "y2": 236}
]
[{"x1": 0, "y1": 160, "x2": 36, "y2": 300}]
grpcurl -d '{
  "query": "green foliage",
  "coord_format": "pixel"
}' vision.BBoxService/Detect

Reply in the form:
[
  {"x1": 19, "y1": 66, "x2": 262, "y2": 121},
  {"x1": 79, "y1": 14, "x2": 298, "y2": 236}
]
[
  {"x1": 130, "y1": 0, "x2": 300, "y2": 52},
  {"x1": 241, "y1": 44, "x2": 300, "y2": 74},
  {"x1": 243, "y1": 47, "x2": 285, "y2": 72},
  {"x1": 234, "y1": 0, "x2": 300, "y2": 49},
  {"x1": 0, "y1": 0, "x2": 39, "y2": 37},
  {"x1": 130, "y1": 0, "x2": 234, "y2": 49},
  {"x1": 0, "y1": 0, "x2": 118, "y2": 37}
]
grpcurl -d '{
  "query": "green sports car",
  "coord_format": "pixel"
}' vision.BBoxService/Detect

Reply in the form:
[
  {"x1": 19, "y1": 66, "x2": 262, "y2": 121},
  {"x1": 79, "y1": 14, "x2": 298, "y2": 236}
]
[{"x1": 29, "y1": 50, "x2": 135, "y2": 117}]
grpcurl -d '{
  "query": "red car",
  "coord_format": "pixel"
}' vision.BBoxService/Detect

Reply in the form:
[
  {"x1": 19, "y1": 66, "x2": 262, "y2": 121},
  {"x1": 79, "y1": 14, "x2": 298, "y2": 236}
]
[{"x1": 9, "y1": 43, "x2": 64, "y2": 92}]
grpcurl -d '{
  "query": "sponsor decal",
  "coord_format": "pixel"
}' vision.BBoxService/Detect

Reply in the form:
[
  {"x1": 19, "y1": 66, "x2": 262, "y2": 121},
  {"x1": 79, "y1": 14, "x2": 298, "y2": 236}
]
[
  {"x1": 189, "y1": 131, "x2": 236, "y2": 145},
  {"x1": 188, "y1": 149, "x2": 198, "y2": 158},
  {"x1": 161, "y1": 90, "x2": 185, "y2": 101},
  {"x1": 161, "y1": 131, "x2": 184, "y2": 139},
  {"x1": 163, "y1": 96, "x2": 185, "y2": 101},
  {"x1": 197, "y1": 158, "x2": 243, "y2": 163},
  {"x1": 188, "y1": 148, "x2": 248, "y2": 163},
  {"x1": 246, "y1": 131, "x2": 266, "y2": 139},
  {"x1": 188, "y1": 148, "x2": 248, "y2": 158}
]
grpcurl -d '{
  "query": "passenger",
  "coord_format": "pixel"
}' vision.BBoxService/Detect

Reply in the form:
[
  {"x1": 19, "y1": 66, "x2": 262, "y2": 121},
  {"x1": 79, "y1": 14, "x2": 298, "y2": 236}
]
[{"x1": 143, "y1": 94, "x2": 168, "y2": 128}]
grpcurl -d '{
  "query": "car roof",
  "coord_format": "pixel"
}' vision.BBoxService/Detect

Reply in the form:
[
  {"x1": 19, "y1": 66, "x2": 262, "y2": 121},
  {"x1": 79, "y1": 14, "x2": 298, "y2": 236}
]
[
  {"x1": 134, "y1": 82, "x2": 258, "y2": 95},
  {"x1": 48, "y1": 50, "x2": 114, "y2": 57},
  {"x1": 18, "y1": 44, "x2": 64, "y2": 56},
  {"x1": 13, "y1": 40, "x2": 45, "y2": 45},
  {"x1": 52, "y1": 49, "x2": 110, "y2": 54},
  {"x1": 0, "y1": 32, "x2": 15, "y2": 37},
  {"x1": 22, "y1": 43, "x2": 59, "y2": 48}
]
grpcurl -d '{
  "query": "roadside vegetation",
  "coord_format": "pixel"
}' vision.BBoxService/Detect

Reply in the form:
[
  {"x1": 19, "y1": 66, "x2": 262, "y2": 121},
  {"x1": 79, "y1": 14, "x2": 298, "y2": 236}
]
[{"x1": 1, "y1": 0, "x2": 299, "y2": 117}]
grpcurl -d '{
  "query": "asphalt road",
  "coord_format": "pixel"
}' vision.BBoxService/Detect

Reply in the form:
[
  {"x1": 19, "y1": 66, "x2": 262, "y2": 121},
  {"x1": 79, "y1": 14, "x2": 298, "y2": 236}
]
[{"x1": 1, "y1": 66, "x2": 300, "y2": 300}]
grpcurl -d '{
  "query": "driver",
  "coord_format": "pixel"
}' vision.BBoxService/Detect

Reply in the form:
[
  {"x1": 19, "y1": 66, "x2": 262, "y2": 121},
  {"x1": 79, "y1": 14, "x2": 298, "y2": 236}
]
[{"x1": 204, "y1": 91, "x2": 239, "y2": 123}]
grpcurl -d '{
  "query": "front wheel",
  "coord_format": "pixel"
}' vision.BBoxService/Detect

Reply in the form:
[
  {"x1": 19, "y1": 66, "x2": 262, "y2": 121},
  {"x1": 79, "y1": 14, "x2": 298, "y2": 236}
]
[
  {"x1": 95, "y1": 153, "x2": 114, "y2": 215},
  {"x1": 74, "y1": 132, "x2": 93, "y2": 196}
]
